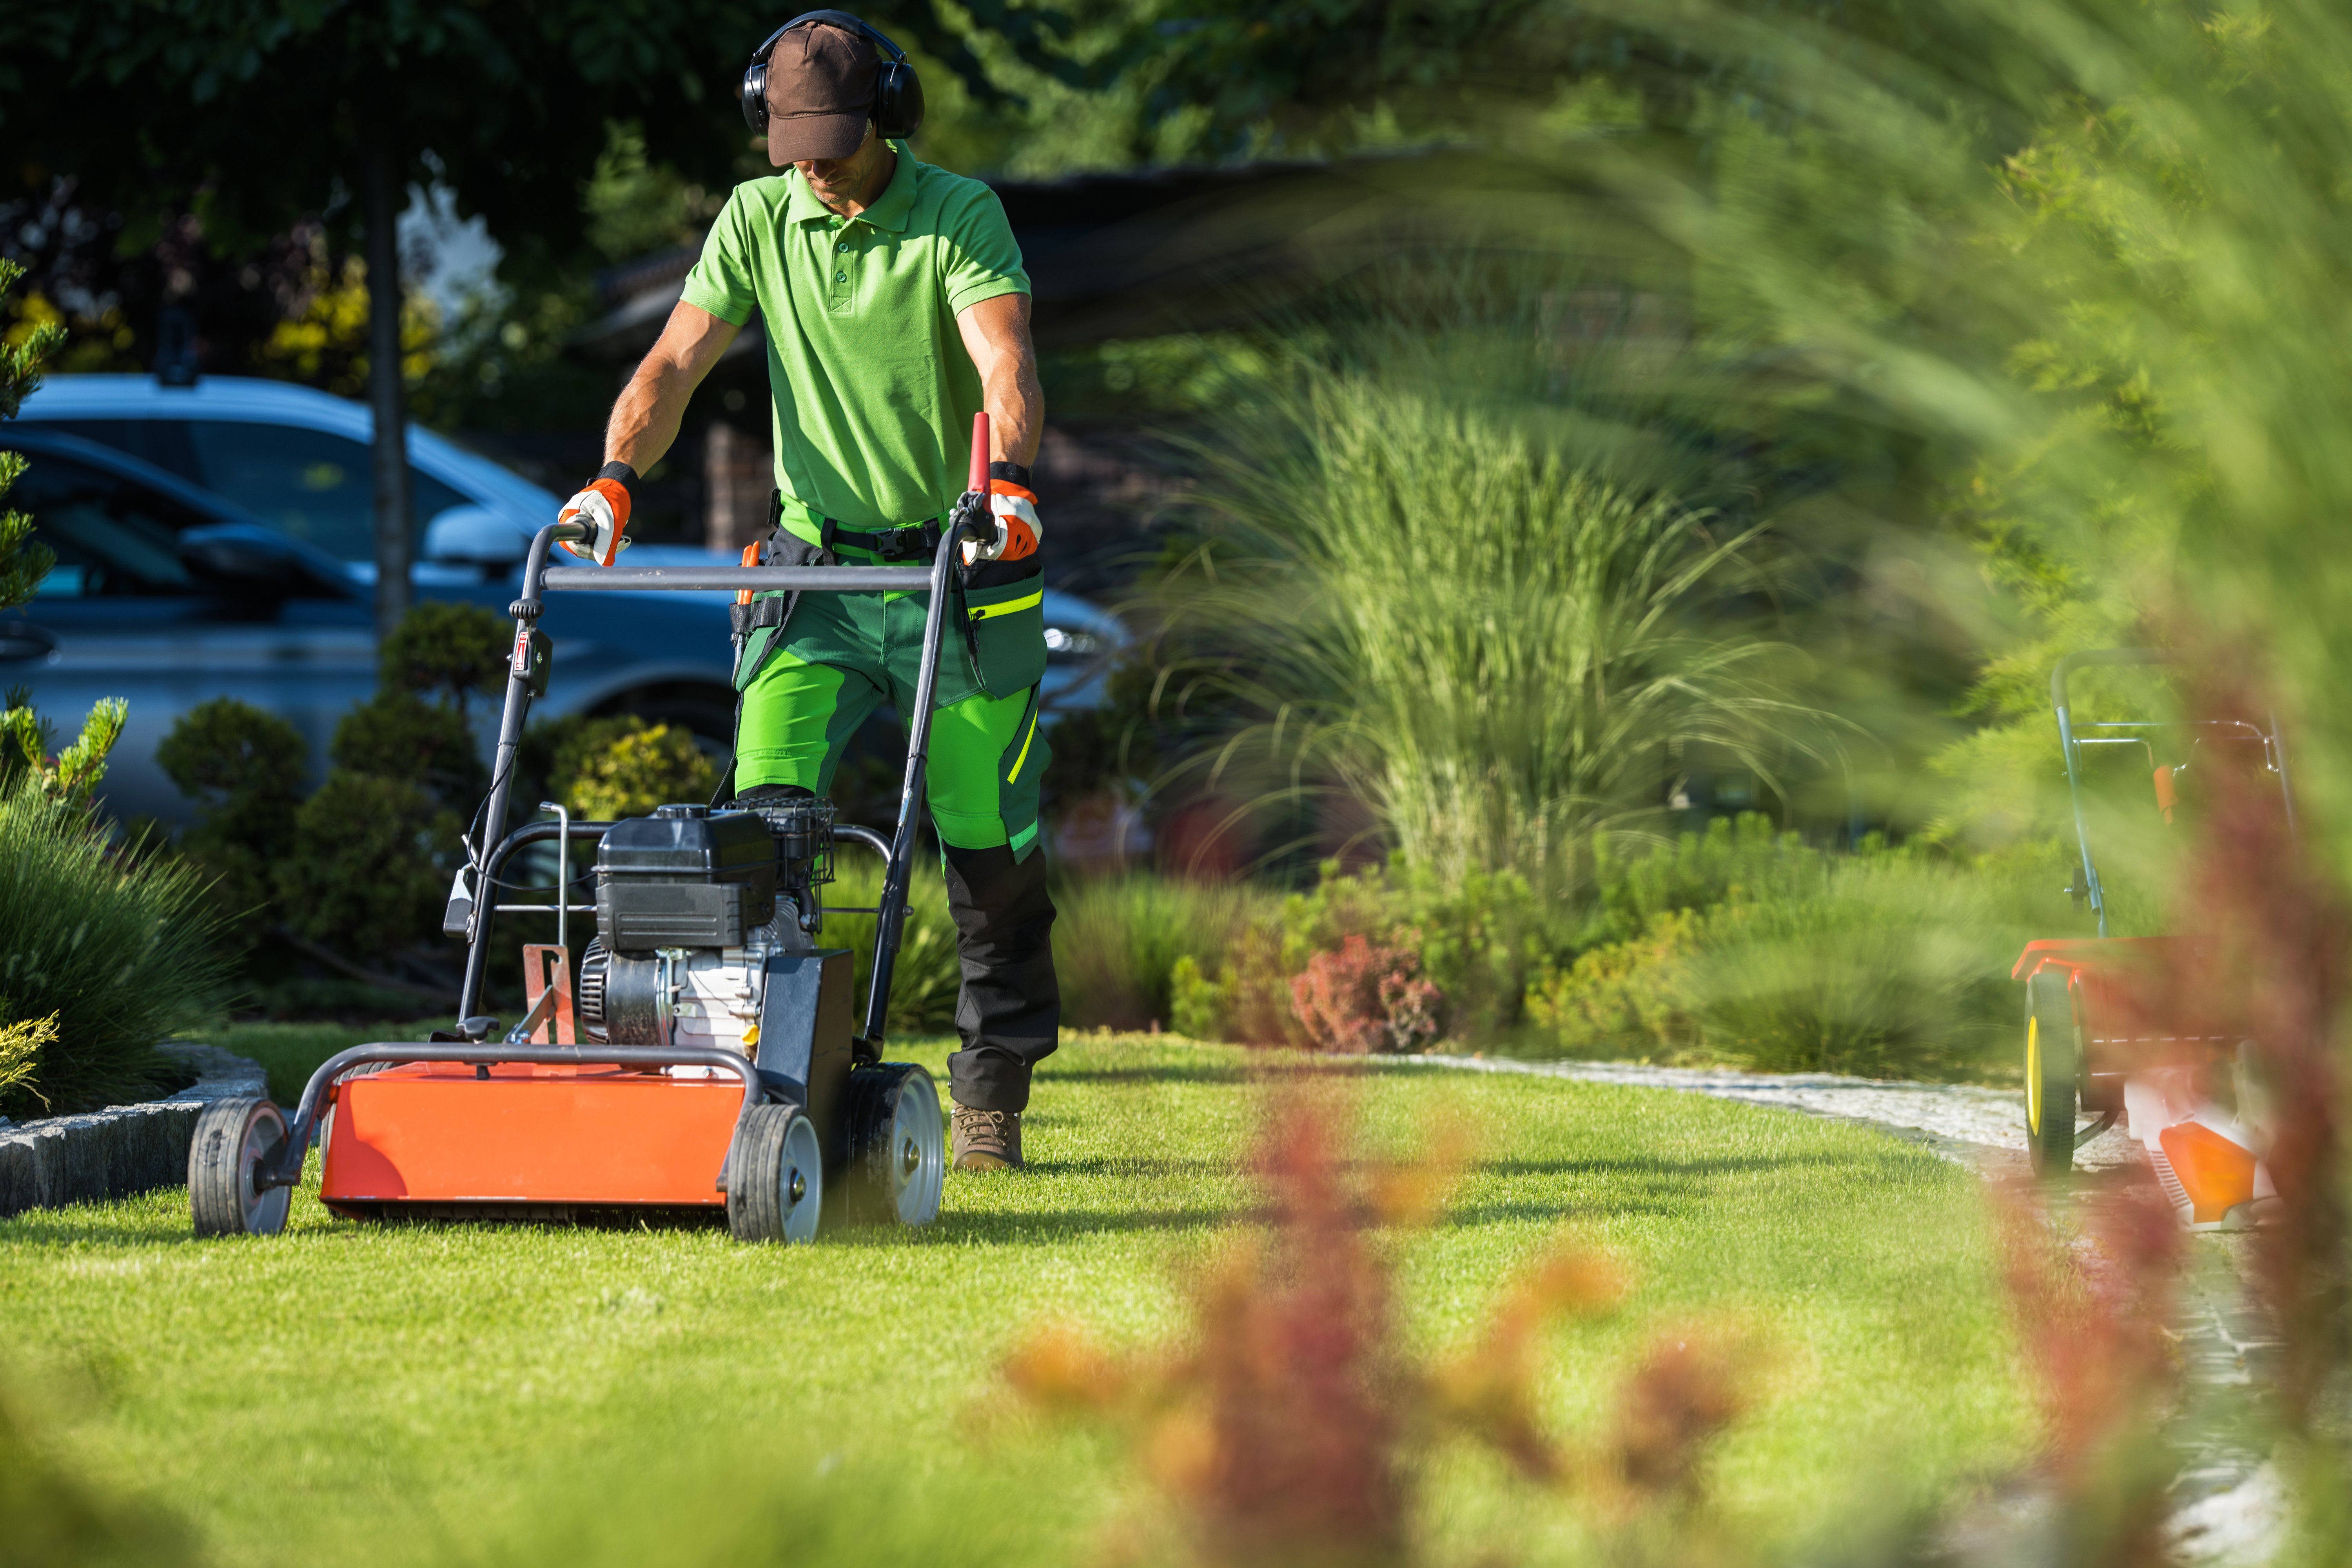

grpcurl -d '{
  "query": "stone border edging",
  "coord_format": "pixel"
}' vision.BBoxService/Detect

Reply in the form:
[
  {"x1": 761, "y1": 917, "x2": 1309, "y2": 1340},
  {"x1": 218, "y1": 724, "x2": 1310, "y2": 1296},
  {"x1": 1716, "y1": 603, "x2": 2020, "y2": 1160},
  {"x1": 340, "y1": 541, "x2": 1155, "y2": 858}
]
[{"x1": 0, "y1": 1043, "x2": 268, "y2": 1218}]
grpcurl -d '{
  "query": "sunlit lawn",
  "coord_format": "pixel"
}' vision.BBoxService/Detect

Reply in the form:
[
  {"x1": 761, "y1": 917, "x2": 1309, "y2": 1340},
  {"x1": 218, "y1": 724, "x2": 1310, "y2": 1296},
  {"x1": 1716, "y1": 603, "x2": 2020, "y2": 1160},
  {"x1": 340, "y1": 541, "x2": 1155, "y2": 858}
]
[{"x1": 2, "y1": 1030, "x2": 2030, "y2": 1566}]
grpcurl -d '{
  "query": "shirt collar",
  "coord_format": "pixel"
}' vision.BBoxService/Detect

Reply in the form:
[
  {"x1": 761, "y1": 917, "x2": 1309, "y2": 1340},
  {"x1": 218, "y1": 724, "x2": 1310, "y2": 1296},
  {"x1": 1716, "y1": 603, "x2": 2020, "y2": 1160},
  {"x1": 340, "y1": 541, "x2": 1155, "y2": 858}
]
[{"x1": 784, "y1": 142, "x2": 916, "y2": 232}]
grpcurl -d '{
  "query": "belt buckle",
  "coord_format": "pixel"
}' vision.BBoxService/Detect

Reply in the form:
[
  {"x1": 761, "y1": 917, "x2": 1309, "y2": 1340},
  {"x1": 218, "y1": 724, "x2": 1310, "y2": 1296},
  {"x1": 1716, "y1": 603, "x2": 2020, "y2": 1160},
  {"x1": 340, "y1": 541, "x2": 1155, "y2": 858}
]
[{"x1": 875, "y1": 528, "x2": 913, "y2": 563}]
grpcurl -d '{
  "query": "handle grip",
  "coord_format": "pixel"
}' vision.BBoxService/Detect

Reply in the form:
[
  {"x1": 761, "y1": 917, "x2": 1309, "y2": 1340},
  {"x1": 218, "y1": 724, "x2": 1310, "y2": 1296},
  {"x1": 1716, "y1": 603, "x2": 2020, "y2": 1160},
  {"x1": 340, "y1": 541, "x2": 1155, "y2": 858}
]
[{"x1": 968, "y1": 411, "x2": 990, "y2": 494}]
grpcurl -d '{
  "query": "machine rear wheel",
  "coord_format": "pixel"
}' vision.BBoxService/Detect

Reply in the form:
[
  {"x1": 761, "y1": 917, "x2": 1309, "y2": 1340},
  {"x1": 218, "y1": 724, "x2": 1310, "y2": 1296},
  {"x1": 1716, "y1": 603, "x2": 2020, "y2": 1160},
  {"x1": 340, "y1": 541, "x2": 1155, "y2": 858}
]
[
  {"x1": 843, "y1": 1063, "x2": 945, "y2": 1226},
  {"x1": 189, "y1": 1098, "x2": 293, "y2": 1237},
  {"x1": 726, "y1": 1103, "x2": 824, "y2": 1243},
  {"x1": 2024, "y1": 970, "x2": 2081, "y2": 1179}
]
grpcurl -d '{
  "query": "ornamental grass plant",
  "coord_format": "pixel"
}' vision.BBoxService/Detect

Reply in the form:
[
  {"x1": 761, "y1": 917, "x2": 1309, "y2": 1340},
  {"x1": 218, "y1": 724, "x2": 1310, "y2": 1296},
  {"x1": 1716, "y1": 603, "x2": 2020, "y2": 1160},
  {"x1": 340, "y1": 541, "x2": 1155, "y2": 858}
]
[
  {"x1": 1051, "y1": 873, "x2": 1279, "y2": 1031},
  {"x1": 0, "y1": 789, "x2": 227, "y2": 1116},
  {"x1": 1173, "y1": 346, "x2": 1828, "y2": 899}
]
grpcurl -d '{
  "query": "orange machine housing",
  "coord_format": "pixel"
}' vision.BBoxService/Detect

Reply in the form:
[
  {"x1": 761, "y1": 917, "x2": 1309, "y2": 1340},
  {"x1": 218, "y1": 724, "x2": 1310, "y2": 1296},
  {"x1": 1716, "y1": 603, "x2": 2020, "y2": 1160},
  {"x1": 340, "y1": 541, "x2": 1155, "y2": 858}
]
[
  {"x1": 319, "y1": 1062, "x2": 742, "y2": 1216},
  {"x1": 2011, "y1": 935, "x2": 2243, "y2": 1104}
]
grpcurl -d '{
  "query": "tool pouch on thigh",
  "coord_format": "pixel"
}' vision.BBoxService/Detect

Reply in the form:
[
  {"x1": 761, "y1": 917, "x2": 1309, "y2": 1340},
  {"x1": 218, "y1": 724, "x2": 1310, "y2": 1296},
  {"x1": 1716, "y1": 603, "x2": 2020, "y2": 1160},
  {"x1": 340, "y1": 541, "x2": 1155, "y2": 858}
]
[
  {"x1": 958, "y1": 554, "x2": 1047, "y2": 698},
  {"x1": 731, "y1": 503, "x2": 834, "y2": 693}
]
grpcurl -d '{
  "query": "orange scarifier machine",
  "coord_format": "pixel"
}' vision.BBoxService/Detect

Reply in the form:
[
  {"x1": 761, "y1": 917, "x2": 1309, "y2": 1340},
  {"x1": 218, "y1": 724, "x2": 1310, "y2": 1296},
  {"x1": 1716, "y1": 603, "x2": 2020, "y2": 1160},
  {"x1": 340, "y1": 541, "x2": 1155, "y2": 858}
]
[
  {"x1": 2013, "y1": 649, "x2": 2294, "y2": 1229},
  {"x1": 185, "y1": 419, "x2": 1010, "y2": 1243}
]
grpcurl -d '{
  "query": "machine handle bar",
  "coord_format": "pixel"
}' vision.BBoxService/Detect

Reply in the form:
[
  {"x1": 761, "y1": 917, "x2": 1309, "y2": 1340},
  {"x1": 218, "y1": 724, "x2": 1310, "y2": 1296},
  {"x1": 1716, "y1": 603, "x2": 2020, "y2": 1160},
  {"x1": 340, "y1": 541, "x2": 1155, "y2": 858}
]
[{"x1": 542, "y1": 565, "x2": 938, "y2": 593}]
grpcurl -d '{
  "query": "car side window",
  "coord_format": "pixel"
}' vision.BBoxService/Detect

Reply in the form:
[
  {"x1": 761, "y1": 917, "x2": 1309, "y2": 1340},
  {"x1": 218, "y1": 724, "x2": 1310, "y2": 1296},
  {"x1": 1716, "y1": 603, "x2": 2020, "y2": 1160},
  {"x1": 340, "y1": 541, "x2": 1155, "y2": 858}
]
[
  {"x1": 11, "y1": 452, "x2": 203, "y2": 597},
  {"x1": 181, "y1": 422, "x2": 469, "y2": 561},
  {"x1": 38, "y1": 418, "x2": 201, "y2": 479},
  {"x1": 44, "y1": 417, "x2": 471, "y2": 561}
]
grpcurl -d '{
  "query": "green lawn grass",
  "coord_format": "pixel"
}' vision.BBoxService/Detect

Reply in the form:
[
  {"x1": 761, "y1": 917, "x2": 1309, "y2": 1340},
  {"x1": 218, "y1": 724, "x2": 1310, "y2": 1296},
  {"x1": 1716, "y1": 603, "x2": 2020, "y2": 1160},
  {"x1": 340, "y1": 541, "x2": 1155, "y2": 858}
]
[
  {"x1": 211, "y1": 1019, "x2": 461, "y2": 1105},
  {"x1": 2, "y1": 1031, "x2": 2031, "y2": 1566}
]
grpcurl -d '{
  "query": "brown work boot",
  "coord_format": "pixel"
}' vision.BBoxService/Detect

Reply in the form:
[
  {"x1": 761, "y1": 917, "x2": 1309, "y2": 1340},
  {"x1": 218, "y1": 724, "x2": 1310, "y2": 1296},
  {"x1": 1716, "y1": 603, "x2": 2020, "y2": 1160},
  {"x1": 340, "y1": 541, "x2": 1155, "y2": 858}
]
[{"x1": 952, "y1": 1104, "x2": 1022, "y2": 1172}]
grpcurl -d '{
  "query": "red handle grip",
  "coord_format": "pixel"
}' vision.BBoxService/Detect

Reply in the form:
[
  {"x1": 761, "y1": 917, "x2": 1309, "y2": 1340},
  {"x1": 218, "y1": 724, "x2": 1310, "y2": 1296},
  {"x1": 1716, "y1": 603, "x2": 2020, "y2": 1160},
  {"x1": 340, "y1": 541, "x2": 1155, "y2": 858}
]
[{"x1": 969, "y1": 411, "x2": 990, "y2": 494}]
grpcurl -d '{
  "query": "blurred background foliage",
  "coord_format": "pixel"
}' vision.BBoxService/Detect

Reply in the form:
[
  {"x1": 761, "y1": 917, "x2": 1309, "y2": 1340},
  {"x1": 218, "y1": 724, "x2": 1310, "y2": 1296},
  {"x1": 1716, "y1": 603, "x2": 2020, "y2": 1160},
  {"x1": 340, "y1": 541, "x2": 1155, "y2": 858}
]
[{"x1": 6, "y1": 0, "x2": 2323, "y2": 1081}]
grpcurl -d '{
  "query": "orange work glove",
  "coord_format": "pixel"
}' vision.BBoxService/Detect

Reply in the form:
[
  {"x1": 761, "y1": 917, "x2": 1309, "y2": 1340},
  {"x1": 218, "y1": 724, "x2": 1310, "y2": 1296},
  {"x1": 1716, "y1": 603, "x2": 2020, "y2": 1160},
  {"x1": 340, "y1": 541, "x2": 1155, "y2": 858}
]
[
  {"x1": 557, "y1": 463, "x2": 637, "y2": 565},
  {"x1": 962, "y1": 462, "x2": 1042, "y2": 565}
]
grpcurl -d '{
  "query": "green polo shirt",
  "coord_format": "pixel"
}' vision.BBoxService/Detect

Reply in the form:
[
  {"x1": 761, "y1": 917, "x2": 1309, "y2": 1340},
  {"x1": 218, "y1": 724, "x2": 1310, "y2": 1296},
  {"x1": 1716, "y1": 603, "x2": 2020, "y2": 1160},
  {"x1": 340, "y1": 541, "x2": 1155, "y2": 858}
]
[{"x1": 680, "y1": 144, "x2": 1029, "y2": 539}]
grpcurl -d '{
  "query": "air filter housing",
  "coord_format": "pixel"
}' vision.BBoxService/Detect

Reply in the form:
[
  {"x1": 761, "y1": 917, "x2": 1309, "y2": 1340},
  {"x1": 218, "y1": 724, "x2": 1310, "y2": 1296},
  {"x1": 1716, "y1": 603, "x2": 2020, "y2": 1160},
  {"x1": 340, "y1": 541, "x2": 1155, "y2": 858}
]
[{"x1": 594, "y1": 804, "x2": 777, "y2": 953}]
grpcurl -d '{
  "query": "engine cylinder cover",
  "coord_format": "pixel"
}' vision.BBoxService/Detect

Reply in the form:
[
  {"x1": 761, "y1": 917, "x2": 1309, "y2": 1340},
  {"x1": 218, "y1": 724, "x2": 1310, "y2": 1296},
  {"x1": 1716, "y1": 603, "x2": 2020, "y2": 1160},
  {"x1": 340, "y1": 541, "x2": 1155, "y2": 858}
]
[{"x1": 581, "y1": 945, "x2": 772, "y2": 1055}]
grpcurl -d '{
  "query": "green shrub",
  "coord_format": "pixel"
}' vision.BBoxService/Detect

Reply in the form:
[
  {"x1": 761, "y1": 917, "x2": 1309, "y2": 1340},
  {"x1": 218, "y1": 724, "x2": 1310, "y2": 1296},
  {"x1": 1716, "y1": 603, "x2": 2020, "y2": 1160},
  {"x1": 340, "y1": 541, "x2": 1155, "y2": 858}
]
[
  {"x1": 1239, "y1": 857, "x2": 1561, "y2": 1043},
  {"x1": 1580, "y1": 815, "x2": 1826, "y2": 948},
  {"x1": 1515, "y1": 834, "x2": 2054, "y2": 1079},
  {"x1": 1524, "y1": 909, "x2": 1702, "y2": 1060},
  {"x1": 376, "y1": 600, "x2": 508, "y2": 715},
  {"x1": 330, "y1": 691, "x2": 485, "y2": 803},
  {"x1": 155, "y1": 697, "x2": 305, "y2": 936},
  {"x1": 1684, "y1": 850, "x2": 2045, "y2": 1080},
  {"x1": 155, "y1": 603, "x2": 512, "y2": 966},
  {"x1": 1169, "y1": 954, "x2": 1233, "y2": 1040},
  {"x1": 550, "y1": 717, "x2": 717, "y2": 821},
  {"x1": 0, "y1": 791, "x2": 228, "y2": 1116},
  {"x1": 272, "y1": 774, "x2": 461, "y2": 960},
  {"x1": 154, "y1": 696, "x2": 306, "y2": 835}
]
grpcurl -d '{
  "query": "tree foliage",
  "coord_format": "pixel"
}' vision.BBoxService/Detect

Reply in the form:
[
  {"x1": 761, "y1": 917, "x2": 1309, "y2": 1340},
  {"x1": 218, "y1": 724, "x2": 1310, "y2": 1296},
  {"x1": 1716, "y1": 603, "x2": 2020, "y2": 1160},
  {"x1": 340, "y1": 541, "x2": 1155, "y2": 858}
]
[{"x1": 0, "y1": 257, "x2": 61, "y2": 614}]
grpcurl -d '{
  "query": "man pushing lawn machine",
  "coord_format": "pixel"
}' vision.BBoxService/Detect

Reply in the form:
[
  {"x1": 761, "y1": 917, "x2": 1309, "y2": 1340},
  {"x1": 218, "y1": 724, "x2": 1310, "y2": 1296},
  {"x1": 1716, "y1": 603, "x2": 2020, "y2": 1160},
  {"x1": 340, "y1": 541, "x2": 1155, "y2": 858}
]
[
  {"x1": 563, "y1": 9, "x2": 1058, "y2": 1174},
  {"x1": 181, "y1": 10, "x2": 1057, "y2": 1245}
]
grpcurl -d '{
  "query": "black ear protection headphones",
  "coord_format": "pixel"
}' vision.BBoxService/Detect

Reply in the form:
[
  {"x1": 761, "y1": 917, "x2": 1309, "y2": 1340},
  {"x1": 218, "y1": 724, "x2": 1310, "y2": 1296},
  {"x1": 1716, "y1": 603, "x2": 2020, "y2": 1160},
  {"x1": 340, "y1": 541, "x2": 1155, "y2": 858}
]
[{"x1": 742, "y1": 11, "x2": 925, "y2": 142}]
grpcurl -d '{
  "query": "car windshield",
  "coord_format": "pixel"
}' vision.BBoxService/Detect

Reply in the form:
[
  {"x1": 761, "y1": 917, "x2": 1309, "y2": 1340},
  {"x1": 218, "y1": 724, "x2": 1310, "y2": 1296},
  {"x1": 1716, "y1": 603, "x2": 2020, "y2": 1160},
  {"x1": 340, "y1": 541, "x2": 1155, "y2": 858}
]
[{"x1": 36, "y1": 417, "x2": 469, "y2": 561}]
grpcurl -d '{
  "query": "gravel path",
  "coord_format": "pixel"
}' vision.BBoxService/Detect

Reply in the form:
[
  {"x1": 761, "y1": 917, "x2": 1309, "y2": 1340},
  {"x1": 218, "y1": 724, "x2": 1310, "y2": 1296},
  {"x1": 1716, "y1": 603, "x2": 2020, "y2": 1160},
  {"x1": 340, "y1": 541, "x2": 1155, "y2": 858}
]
[
  {"x1": 1401, "y1": 1052, "x2": 2287, "y2": 1567},
  {"x1": 1402, "y1": 1054, "x2": 2145, "y2": 1175}
]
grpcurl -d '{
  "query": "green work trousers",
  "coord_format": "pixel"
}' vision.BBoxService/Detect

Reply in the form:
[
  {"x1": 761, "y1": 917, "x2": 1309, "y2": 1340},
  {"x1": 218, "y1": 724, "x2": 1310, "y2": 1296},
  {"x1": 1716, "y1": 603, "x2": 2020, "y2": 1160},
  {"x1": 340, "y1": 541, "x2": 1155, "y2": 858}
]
[{"x1": 737, "y1": 586, "x2": 1057, "y2": 1111}]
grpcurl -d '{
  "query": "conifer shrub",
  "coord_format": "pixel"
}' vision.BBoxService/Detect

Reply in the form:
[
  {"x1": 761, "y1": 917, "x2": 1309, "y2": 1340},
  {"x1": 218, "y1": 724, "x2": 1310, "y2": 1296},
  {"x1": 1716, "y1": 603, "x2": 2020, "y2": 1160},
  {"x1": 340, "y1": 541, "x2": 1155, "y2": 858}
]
[{"x1": 155, "y1": 697, "x2": 305, "y2": 940}]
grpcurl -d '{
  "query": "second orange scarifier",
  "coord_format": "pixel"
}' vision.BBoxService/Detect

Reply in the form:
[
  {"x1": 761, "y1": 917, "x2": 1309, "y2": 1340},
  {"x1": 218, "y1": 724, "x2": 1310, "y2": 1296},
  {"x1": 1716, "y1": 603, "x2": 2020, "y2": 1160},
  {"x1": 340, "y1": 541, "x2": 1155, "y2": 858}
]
[
  {"x1": 2012, "y1": 649, "x2": 2296, "y2": 1229},
  {"x1": 185, "y1": 417, "x2": 1005, "y2": 1243}
]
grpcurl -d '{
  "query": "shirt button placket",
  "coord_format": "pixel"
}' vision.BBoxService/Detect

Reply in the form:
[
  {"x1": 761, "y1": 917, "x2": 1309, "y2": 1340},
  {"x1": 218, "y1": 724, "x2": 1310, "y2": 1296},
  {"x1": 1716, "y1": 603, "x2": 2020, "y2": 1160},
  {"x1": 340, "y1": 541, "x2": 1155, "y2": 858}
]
[{"x1": 829, "y1": 225, "x2": 853, "y2": 312}]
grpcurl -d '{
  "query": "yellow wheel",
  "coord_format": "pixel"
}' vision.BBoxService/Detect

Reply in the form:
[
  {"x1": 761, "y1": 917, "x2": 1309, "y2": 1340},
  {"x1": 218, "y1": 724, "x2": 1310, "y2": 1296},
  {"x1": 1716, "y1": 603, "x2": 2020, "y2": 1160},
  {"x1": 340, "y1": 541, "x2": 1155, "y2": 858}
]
[{"x1": 2024, "y1": 970, "x2": 2080, "y2": 1178}]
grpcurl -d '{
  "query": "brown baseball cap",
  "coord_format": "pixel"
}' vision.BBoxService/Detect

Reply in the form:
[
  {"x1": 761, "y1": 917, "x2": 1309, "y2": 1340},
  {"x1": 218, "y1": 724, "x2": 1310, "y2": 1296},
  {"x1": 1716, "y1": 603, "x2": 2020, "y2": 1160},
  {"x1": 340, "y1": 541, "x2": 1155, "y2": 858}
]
[{"x1": 765, "y1": 22, "x2": 878, "y2": 165}]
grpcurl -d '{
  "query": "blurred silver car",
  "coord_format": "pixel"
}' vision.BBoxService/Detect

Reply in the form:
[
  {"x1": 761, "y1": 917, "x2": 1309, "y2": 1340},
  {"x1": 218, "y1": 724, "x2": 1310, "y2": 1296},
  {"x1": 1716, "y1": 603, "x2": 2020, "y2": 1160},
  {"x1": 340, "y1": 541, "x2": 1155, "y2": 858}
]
[{"x1": 5, "y1": 376, "x2": 1124, "y2": 824}]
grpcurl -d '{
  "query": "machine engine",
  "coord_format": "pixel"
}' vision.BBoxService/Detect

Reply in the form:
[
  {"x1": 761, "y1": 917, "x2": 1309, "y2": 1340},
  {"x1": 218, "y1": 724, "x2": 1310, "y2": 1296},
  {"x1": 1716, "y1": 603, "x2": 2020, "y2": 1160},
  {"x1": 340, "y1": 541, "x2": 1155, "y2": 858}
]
[{"x1": 576, "y1": 800, "x2": 858, "y2": 1126}]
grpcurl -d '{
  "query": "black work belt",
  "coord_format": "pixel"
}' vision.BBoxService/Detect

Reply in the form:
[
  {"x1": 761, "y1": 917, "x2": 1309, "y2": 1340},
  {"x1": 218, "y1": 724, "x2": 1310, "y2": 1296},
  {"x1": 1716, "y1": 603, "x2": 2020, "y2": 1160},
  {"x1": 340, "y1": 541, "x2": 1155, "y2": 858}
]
[
  {"x1": 729, "y1": 505, "x2": 948, "y2": 640},
  {"x1": 818, "y1": 515, "x2": 943, "y2": 563}
]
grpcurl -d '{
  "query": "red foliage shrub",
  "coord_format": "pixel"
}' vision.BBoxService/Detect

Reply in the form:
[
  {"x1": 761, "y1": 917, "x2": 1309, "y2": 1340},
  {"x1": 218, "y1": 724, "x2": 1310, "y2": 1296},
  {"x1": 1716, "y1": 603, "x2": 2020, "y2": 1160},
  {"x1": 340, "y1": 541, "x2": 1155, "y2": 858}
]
[
  {"x1": 2092, "y1": 662, "x2": 2347, "y2": 1427},
  {"x1": 1610, "y1": 1332, "x2": 1751, "y2": 1498},
  {"x1": 999, "y1": 1076, "x2": 1757, "y2": 1563},
  {"x1": 1290, "y1": 935, "x2": 1446, "y2": 1054},
  {"x1": 1178, "y1": 1094, "x2": 1405, "y2": 1566},
  {"x1": 2168, "y1": 677, "x2": 2347, "y2": 1427},
  {"x1": 1994, "y1": 1179, "x2": 2180, "y2": 1488}
]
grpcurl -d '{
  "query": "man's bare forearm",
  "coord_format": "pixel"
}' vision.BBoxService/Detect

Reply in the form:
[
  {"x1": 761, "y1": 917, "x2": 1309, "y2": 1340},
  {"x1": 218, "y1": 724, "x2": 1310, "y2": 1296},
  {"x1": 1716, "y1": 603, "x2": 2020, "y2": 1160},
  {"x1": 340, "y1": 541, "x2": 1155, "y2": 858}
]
[
  {"x1": 958, "y1": 292, "x2": 1043, "y2": 468},
  {"x1": 604, "y1": 358, "x2": 697, "y2": 474},
  {"x1": 603, "y1": 301, "x2": 740, "y2": 475},
  {"x1": 983, "y1": 338, "x2": 1043, "y2": 468}
]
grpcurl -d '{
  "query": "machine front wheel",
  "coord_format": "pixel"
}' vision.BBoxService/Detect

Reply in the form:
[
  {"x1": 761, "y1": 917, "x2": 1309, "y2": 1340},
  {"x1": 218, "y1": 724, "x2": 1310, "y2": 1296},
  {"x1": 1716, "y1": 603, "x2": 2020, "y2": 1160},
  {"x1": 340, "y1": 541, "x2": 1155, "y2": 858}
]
[
  {"x1": 189, "y1": 1097, "x2": 294, "y2": 1237},
  {"x1": 726, "y1": 1103, "x2": 824, "y2": 1243},
  {"x1": 2024, "y1": 970, "x2": 2081, "y2": 1179},
  {"x1": 843, "y1": 1063, "x2": 946, "y2": 1227}
]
